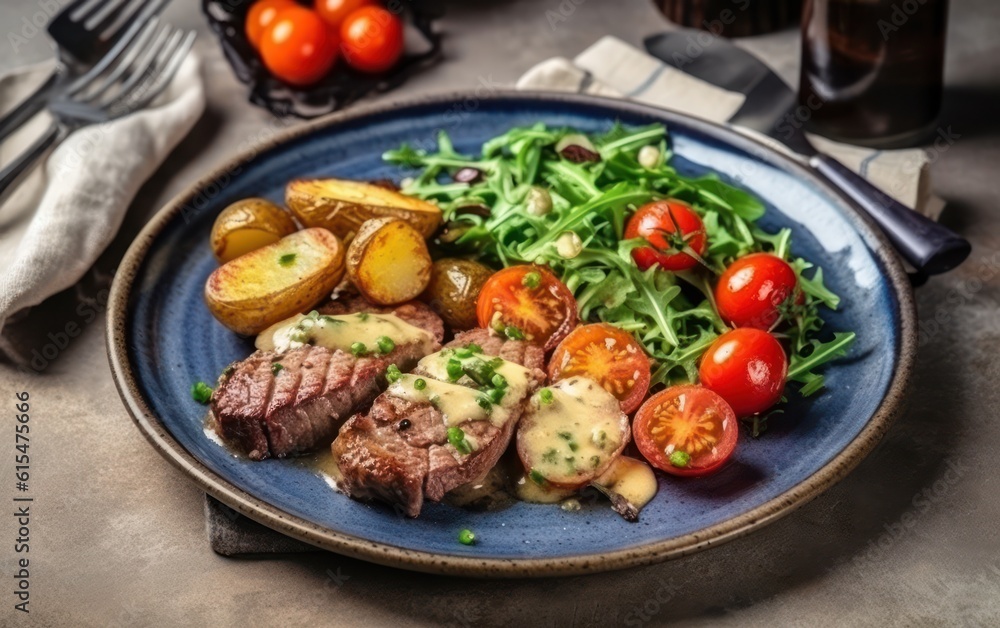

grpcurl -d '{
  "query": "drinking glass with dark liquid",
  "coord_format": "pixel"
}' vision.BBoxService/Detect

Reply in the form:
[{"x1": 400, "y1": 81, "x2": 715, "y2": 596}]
[{"x1": 799, "y1": 0, "x2": 950, "y2": 146}]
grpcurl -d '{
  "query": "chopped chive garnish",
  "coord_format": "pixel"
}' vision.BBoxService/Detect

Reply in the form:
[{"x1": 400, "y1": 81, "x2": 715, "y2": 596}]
[
  {"x1": 488, "y1": 387, "x2": 506, "y2": 404},
  {"x1": 521, "y1": 271, "x2": 541, "y2": 289},
  {"x1": 191, "y1": 381, "x2": 213, "y2": 404},
  {"x1": 290, "y1": 329, "x2": 310, "y2": 344},
  {"x1": 529, "y1": 470, "x2": 547, "y2": 486},
  {"x1": 557, "y1": 431, "x2": 572, "y2": 441},
  {"x1": 377, "y1": 335, "x2": 395, "y2": 354},
  {"x1": 357, "y1": 312, "x2": 369, "y2": 321},
  {"x1": 413, "y1": 378, "x2": 427, "y2": 390},
  {"x1": 351, "y1": 342, "x2": 368, "y2": 357},
  {"x1": 476, "y1": 395, "x2": 492, "y2": 411},
  {"x1": 447, "y1": 427, "x2": 473, "y2": 454},
  {"x1": 542, "y1": 449, "x2": 558, "y2": 463},
  {"x1": 491, "y1": 373, "x2": 507, "y2": 388},
  {"x1": 386, "y1": 364, "x2": 402, "y2": 383},
  {"x1": 458, "y1": 529, "x2": 476, "y2": 546},
  {"x1": 669, "y1": 450, "x2": 691, "y2": 468},
  {"x1": 504, "y1": 325, "x2": 525, "y2": 340},
  {"x1": 278, "y1": 253, "x2": 296, "y2": 266},
  {"x1": 568, "y1": 441, "x2": 579, "y2": 452},
  {"x1": 446, "y1": 359, "x2": 464, "y2": 381},
  {"x1": 271, "y1": 363, "x2": 284, "y2": 375},
  {"x1": 539, "y1": 388, "x2": 554, "y2": 404},
  {"x1": 466, "y1": 343, "x2": 482, "y2": 354},
  {"x1": 590, "y1": 455, "x2": 601, "y2": 468}
]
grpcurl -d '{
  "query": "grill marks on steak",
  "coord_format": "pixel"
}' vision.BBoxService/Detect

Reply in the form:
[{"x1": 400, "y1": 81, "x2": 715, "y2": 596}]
[
  {"x1": 210, "y1": 300, "x2": 443, "y2": 460},
  {"x1": 333, "y1": 329, "x2": 546, "y2": 517}
]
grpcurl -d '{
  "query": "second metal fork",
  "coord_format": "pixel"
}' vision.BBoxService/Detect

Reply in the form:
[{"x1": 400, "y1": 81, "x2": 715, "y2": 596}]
[
  {"x1": 0, "y1": 20, "x2": 195, "y2": 201},
  {"x1": 0, "y1": 0, "x2": 173, "y2": 144}
]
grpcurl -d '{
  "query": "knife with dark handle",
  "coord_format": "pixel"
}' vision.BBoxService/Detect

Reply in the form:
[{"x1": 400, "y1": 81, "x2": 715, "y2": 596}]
[{"x1": 645, "y1": 32, "x2": 970, "y2": 275}]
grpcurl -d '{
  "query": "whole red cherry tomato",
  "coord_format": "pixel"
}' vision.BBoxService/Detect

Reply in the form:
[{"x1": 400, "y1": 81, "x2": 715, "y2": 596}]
[
  {"x1": 246, "y1": 0, "x2": 296, "y2": 50},
  {"x1": 315, "y1": 0, "x2": 375, "y2": 29},
  {"x1": 340, "y1": 6, "x2": 405, "y2": 73},
  {"x1": 699, "y1": 328, "x2": 787, "y2": 417},
  {"x1": 260, "y1": 6, "x2": 339, "y2": 86},
  {"x1": 716, "y1": 253, "x2": 800, "y2": 330},
  {"x1": 624, "y1": 200, "x2": 707, "y2": 272}
]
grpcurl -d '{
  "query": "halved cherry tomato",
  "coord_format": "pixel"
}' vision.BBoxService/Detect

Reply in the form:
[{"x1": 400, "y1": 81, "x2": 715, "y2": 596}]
[
  {"x1": 699, "y1": 328, "x2": 787, "y2": 417},
  {"x1": 340, "y1": 6, "x2": 405, "y2": 73},
  {"x1": 315, "y1": 0, "x2": 375, "y2": 29},
  {"x1": 246, "y1": 0, "x2": 296, "y2": 49},
  {"x1": 625, "y1": 200, "x2": 707, "y2": 272},
  {"x1": 716, "y1": 253, "x2": 800, "y2": 330},
  {"x1": 476, "y1": 265, "x2": 578, "y2": 351},
  {"x1": 259, "y1": 6, "x2": 339, "y2": 86},
  {"x1": 548, "y1": 323, "x2": 651, "y2": 414},
  {"x1": 633, "y1": 385, "x2": 738, "y2": 477}
]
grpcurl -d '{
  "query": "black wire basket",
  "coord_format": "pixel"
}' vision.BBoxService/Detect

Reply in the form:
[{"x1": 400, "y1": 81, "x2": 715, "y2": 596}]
[{"x1": 202, "y1": 0, "x2": 444, "y2": 118}]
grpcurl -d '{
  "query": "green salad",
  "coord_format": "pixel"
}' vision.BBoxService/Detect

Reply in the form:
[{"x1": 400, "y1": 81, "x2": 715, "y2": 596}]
[{"x1": 385, "y1": 123, "x2": 855, "y2": 432}]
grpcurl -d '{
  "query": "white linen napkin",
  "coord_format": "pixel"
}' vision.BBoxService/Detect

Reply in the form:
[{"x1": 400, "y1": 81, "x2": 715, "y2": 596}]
[
  {"x1": 517, "y1": 36, "x2": 944, "y2": 220},
  {"x1": 0, "y1": 53, "x2": 206, "y2": 334}
]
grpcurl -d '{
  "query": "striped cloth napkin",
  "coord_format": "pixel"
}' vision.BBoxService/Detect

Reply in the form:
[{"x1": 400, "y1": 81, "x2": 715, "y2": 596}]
[{"x1": 516, "y1": 36, "x2": 944, "y2": 220}]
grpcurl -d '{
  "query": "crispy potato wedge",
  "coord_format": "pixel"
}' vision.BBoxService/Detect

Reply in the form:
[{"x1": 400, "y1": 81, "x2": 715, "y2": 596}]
[
  {"x1": 347, "y1": 217, "x2": 432, "y2": 305},
  {"x1": 286, "y1": 178, "x2": 441, "y2": 240},
  {"x1": 210, "y1": 198, "x2": 298, "y2": 263},
  {"x1": 205, "y1": 228, "x2": 345, "y2": 335}
]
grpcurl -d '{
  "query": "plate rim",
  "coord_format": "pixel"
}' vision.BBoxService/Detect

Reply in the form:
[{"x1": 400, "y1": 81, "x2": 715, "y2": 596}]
[{"x1": 106, "y1": 90, "x2": 917, "y2": 578}]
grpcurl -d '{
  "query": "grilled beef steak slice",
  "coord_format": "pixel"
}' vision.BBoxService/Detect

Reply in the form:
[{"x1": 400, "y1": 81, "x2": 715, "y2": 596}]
[
  {"x1": 333, "y1": 330, "x2": 546, "y2": 517},
  {"x1": 211, "y1": 299, "x2": 443, "y2": 460}
]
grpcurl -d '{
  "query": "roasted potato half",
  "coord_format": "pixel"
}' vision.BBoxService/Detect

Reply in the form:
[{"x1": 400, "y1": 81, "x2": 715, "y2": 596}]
[
  {"x1": 210, "y1": 198, "x2": 298, "y2": 263},
  {"x1": 205, "y1": 228, "x2": 346, "y2": 335},
  {"x1": 286, "y1": 178, "x2": 441, "y2": 240},
  {"x1": 422, "y1": 258, "x2": 495, "y2": 330},
  {"x1": 347, "y1": 217, "x2": 432, "y2": 305}
]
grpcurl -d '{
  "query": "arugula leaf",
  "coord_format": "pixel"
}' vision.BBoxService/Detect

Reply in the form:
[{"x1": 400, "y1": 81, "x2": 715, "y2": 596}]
[
  {"x1": 388, "y1": 122, "x2": 853, "y2": 404},
  {"x1": 788, "y1": 332, "x2": 856, "y2": 396}
]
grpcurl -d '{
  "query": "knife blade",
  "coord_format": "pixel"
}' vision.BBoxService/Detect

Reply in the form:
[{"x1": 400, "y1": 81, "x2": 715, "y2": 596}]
[
  {"x1": 643, "y1": 30, "x2": 970, "y2": 275},
  {"x1": 644, "y1": 32, "x2": 813, "y2": 154}
]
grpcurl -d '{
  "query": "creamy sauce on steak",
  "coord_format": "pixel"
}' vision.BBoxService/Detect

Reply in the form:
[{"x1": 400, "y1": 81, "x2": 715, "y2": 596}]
[
  {"x1": 416, "y1": 350, "x2": 532, "y2": 402},
  {"x1": 255, "y1": 311, "x2": 434, "y2": 354},
  {"x1": 388, "y1": 374, "x2": 510, "y2": 428}
]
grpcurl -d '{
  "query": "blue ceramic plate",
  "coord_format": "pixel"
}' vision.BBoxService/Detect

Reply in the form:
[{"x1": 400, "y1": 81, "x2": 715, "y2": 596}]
[{"x1": 107, "y1": 93, "x2": 916, "y2": 577}]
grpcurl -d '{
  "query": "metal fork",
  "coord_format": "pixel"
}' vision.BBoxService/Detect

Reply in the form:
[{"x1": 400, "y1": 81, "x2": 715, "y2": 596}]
[
  {"x1": 0, "y1": 0, "x2": 172, "y2": 144},
  {"x1": 0, "y1": 20, "x2": 195, "y2": 199}
]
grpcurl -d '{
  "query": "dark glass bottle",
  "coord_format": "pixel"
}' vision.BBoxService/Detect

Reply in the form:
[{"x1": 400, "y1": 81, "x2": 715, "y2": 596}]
[
  {"x1": 799, "y1": 0, "x2": 949, "y2": 146},
  {"x1": 656, "y1": 0, "x2": 801, "y2": 37}
]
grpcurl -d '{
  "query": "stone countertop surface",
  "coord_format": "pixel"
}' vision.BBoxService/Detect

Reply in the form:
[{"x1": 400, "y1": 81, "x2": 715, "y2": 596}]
[{"x1": 1, "y1": 0, "x2": 998, "y2": 625}]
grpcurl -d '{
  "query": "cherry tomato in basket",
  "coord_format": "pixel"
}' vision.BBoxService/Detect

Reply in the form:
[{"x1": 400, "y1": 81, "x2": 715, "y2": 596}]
[
  {"x1": 548, "y1": 323, "x2": 651, "y2": 414},
  {"x1": 699, "y1": 328, "x2": 787, "y2": 417},
  {"x1": 246, "y1": 0, "x2": 296, "y2": 49},
  {"x1": 316, "y1": 0, "x2": 376, "y2": 29},
  {"x1": 716, "y1": 253, "x2": 801, "y2": 330},
  {"x1": 260, "y1": 6, "x2": 339, "y2": 86},
  {"x1": 476, "y1": 265, "x2": 578, "y2": 351},
  {"x1": 633, "y1": 385, "x2": 738, "y2": 477},
  {"x1": 625, "y1": 200, "x2": 707, "y2": 272},
  {"x1": 340, "y1": 6, "x2": 405, "y2": 73}
]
